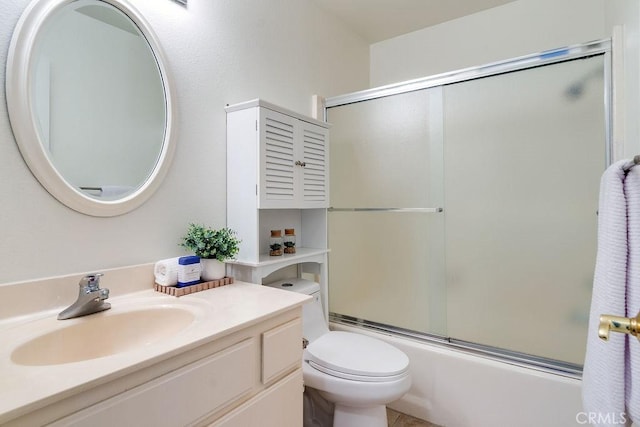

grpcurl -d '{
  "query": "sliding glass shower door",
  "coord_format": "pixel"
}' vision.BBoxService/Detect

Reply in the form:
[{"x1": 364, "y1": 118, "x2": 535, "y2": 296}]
[
  {"x1": 443, "y1": 55, "x2": 604, "y2": 365},
  {"x1": 328, "y1": 88, "x2": 446, "y2": 336},
  {"x1": 326, "y1": 46, "x2": 607, "y2": 369}
]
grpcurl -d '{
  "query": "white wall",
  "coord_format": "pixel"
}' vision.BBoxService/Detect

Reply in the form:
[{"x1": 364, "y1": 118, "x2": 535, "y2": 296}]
[
  {"x1": 0, "y1": 0, "x2": 369, "y2": 284},
  {"x1": 605, "y1": 0, "x2": 640, "y2": 159}
]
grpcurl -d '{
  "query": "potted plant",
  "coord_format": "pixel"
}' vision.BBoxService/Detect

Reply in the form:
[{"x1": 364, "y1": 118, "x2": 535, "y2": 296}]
[{"x1": 181, "y1": 224, "x2": 241, "y2": 280}]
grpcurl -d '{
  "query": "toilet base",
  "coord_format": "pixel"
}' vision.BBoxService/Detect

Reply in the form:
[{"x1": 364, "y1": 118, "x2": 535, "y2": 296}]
[{"x1": 333, "y1": 403, "x2": 387, "y2": 427}]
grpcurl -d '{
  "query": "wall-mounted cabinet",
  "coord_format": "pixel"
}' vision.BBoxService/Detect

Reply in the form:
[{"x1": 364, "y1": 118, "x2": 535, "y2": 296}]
[
  {"x1": 260, "y1": 108, "x2": 329, "y2": 208},
  {"x1": 226, "y1": 100, "x2": 329, "y2": 306},
  {"x1": 227, "y1": 99, "x2": 329, "y2": 211}
]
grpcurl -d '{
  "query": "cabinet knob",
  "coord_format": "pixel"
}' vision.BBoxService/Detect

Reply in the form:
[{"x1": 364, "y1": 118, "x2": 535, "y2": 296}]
[{"x1": 295, "y1": 160, "x2": 306, "y2": 167}]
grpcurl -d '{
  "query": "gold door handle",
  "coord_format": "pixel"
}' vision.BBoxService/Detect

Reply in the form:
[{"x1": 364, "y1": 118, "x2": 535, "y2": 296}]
[{"x1": 598, "y1": 311, "x2": 640, "y2": 341}]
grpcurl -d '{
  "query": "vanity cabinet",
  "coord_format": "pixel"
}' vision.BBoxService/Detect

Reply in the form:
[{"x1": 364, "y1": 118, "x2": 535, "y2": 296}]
[{"x1": 46, "y1": 310, "x2": 303, "y2": 427}]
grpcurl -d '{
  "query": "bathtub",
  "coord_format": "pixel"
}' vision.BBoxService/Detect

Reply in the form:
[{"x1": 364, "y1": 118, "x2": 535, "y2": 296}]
[{"x1": 331, "y1": 323, "x2": 583, "y2": 427}]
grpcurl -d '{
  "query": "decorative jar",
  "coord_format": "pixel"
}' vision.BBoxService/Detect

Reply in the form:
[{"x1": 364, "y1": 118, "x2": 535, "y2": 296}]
[
  {"x1": 284, "y1": 228, "x2": 296, "y2": 254},
  {"x1": 269, "y1": 230, "x2": 283, "y2": 256}
]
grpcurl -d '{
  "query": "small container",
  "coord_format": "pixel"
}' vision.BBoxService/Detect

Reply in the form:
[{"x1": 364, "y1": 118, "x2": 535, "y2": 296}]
[
  {"x1": 177, "y1": 255, "x2": 201, "y2": 287},
  {"x1": 270, "y1": 230, "x2": 283, "y2": 256},
  {"x1": 283, "y1": 228, "x2": 296, "y2": 254}
]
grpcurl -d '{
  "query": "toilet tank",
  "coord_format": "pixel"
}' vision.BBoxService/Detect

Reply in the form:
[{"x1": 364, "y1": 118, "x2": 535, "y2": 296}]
[{"x1": 264, "y1": 278, "x2": 329, "y2": 342}]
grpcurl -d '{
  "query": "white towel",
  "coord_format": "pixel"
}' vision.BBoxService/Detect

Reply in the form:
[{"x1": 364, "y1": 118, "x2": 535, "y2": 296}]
[
  {"x1": 154, "y1": 257, "x2": 180, "y2": 287},
  {"x1": 626, "y1": 165, "x2": 640, "y2": 423},
  {"x1": 583, "y1": 159, "x2": 640, "y2": 425}
]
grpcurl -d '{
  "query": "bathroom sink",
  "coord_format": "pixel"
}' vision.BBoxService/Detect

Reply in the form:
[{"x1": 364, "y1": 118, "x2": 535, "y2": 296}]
[{"x1": 11, "y1": 305, "x2": 196, "y2": 366}]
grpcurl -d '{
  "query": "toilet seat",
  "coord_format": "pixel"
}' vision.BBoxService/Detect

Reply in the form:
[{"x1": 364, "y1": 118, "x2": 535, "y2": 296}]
[
  {"x1": 307, "y1": 360, "x2": 409, "y2": 382},
  {"x1": 305, "y1": 331, "x2": 409, "y2": 383}
]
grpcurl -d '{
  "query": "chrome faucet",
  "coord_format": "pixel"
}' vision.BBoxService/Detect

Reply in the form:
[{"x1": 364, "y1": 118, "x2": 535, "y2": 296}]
[{"x1": 58, "y1": 273, "x2": 111, "y2": 320}]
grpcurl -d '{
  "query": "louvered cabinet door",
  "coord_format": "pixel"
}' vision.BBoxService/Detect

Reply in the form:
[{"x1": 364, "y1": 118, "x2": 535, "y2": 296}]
[
  {"x1": 299, "y1": 121, "x2": 329, "y2": 207},
  {"x1": 259, "y1": 109, "x2": 297, "y2": 208}
]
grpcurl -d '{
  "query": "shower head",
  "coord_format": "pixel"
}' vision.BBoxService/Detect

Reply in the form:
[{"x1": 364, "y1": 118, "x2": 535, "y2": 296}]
[
  {"x1": 565, "y1": 82, "x2": 584, "y2": 100},
  {"x1": 564, "y1": 66, "x2": 602, "y2": 101}
]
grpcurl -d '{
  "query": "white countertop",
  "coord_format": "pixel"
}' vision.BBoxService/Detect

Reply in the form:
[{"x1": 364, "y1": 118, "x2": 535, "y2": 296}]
[{"x1": 0, "y1": 281, "x2": 310, "y2": 424}]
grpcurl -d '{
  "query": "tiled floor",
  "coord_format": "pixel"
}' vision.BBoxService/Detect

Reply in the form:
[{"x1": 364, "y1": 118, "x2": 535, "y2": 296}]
[{"x1": 387, "y1": 408, "x2": 440, "y2": 427}]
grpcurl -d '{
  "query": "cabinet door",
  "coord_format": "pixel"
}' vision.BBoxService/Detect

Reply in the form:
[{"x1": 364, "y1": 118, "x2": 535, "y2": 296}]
[
  {"x1": 299, "y1": 121, "x2": 329, "y2": 208},
  {"x1": 259, "y1": 109, "x2": 297, "y2": 208},
  {"x1": 209, "y1": 370, "x2": 303, "y2": 427},
  {"x1": 262, "y1": 318, "x2": 303, "y2": 384},
  {"x1": 259, "y1": 108, "x2": 329, "y2": 209}
]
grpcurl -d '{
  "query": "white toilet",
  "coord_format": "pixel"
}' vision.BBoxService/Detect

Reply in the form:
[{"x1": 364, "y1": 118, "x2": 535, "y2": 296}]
[{"x1": 265, "y1": 278, "x2": 411, "y2": 427}]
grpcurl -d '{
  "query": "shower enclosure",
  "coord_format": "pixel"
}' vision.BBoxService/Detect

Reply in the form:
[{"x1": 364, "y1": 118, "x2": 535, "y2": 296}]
[{"x1": 325, "y1": 40, "x2": 609, "y2": 374}]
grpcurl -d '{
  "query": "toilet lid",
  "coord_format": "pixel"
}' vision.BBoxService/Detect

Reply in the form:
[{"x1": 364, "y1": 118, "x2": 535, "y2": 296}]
[{"x1": 306, "y1": 331, "x2": 409, "y2": 380}]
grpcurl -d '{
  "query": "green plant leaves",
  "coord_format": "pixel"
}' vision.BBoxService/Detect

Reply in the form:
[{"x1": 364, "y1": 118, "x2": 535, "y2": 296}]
[{"x1": 180, "y1": 223, "x2": 241, "y2": 261}]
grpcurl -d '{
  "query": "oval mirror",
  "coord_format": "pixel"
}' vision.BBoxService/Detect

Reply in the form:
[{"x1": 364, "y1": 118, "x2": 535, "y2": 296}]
[{"x1": 6, "y1": 0, "x2": 176, "y2": 216}]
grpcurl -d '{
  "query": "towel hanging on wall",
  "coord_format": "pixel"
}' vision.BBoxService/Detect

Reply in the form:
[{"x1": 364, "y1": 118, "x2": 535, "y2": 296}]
[{"x1": 583, "y1": 158, "x2": 640, "y2": 425}]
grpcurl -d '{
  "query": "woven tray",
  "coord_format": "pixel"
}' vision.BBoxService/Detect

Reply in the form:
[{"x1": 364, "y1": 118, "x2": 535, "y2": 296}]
[{"x1": 154, "y1": 277, "x2": 234, "y2": 297}]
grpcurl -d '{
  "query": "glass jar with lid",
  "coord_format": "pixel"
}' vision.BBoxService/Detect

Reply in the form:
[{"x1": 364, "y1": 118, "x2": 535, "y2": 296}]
[
  {"x1": 269, "y1": 229, "x2": 283, "y2": 256},
  {"x1": 283, "y1": 228, "x2": 296, "y2": 254}
]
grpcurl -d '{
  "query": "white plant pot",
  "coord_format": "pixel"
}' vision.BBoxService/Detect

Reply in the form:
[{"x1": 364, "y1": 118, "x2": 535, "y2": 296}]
[{"x1": 201, "y1": 258, "x2": 226, "y2": 281}]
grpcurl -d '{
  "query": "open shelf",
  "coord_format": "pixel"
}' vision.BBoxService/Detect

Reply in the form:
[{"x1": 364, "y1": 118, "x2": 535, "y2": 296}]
[{"x1": 227, "y1": 247, "x2": 329, "y2": 268}]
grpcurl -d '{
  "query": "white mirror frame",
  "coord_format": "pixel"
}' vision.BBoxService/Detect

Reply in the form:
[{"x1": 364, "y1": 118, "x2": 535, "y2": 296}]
[{"x1": 6, "y1": 0, "x2": 177, "y2": 217}]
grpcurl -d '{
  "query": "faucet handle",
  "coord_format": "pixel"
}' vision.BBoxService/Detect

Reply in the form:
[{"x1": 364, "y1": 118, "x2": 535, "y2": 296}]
[{"x1": 79, "y1": 273, "x2": 104, "y2": 292}]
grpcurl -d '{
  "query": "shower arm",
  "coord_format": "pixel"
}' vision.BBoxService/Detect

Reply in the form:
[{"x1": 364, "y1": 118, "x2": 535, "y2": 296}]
[{"x1": 598, "y1": 311, "x2": 640, "y2": 342}]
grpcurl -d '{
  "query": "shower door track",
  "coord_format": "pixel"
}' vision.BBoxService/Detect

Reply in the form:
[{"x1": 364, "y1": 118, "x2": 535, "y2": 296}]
[
  {"x1": 326, "y1": 38, "x2": 611, "y2": 107},
  {"x1": 330, "y1": 313, "x2": 583, "y2": 379},
  {"x1": 325, "y1": 38, "x2": 613, "y2": 165},
  {"x1": 328, "y1": 207, "x2": 443, "y2": 213}
]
